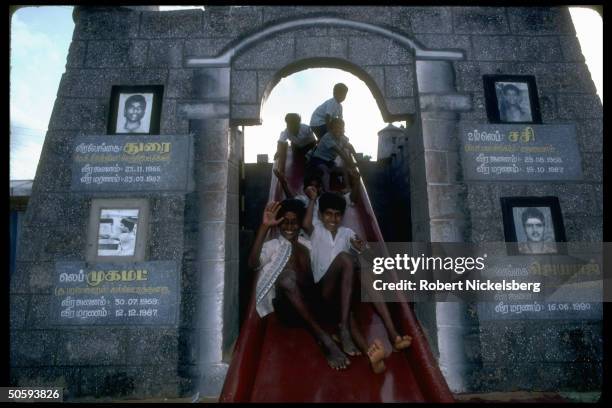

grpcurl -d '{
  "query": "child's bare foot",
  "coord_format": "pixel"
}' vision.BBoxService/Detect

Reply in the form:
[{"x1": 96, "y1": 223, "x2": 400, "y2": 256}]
[
  {"x1": 338, "y1": 324, "x2": 361, "y2": 356},
  {"x1": 318, "y1": 335, "x2": 350, "y2": 370},
  {"x1": 367, "y1": 339, "x2": 386, "y2": 374},
  {"x1": 392, "y1": 334, "x2": 412, "y2": 352}
]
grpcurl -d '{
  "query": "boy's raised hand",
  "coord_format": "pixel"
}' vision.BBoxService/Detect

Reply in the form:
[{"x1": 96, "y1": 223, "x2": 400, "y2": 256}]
[
  {"x1": 305, "y1": 185, "x2": 318, "y2": 200},
  {"x1": 273, "y1": 168, "x2": 285, "y2": 181},
  {"x1": 262, "y1": 201, "x2": 284, "y2": 227}
]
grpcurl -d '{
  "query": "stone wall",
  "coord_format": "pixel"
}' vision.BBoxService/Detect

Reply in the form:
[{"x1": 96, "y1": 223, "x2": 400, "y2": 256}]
[
  {"x1": 453, "y1": 7, "x2": 602, "y2": 393},
  {"x1": 9, "y1": 5, "x2": 602, "y2": 400}
]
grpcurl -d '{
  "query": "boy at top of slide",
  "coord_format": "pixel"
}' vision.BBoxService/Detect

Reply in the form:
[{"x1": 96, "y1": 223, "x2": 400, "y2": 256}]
[
  {"x1": 274, "y1": 113, "x2": 318, "y2": 176},
  {"x1": 309, "y1": 83, "x2": 348, "y2": 139}
]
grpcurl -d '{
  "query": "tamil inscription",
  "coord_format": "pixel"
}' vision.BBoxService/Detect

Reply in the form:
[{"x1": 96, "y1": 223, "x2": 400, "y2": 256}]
[
  {"x1": 459, "y1": 124, "x2": 582, "y2": 181},
  {"x1": 52, "y1": 261, "x2": 180, "y2": 326},
  {"x1": 71, "y1": 135, "x2": 193, "y2": 191}
]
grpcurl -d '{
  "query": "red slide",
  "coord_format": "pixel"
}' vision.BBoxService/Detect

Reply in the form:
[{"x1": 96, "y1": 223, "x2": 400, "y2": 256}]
[{"x1": 220, "y1": 150, "x2": 454, "y2": 402}]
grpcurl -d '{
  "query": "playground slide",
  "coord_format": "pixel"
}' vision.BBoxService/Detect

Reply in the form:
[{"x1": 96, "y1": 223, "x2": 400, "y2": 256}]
[{"x1": 220, "y1": 149, "x2": 454, "y2": 402}]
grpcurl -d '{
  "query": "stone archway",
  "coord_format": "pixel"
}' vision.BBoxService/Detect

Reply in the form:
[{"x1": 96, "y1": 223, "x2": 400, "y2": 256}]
[{"x1": 182, "y1": 15, "x2": 472, "y2": 396}]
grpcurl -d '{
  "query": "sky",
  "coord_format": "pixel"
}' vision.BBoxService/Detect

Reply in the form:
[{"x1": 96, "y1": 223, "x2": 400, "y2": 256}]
[{"x1": 9, "y1": 6, "x2": 603, "y2": 180}]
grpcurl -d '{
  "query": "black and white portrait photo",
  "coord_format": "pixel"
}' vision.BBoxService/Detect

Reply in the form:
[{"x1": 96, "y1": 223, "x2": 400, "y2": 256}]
[
  {"x1": 512, "y1": 206, "x2": 556, "y2": 254},
  {"x1": 495, "y1": 82, "x2": 532, "y2": 123},
  {"x1": 483, "y1": 75, "x2": 542, "y2": 124},
  {"x1": 97, "y1": 209, "x2": 139, "y2": 257},
  {"x1": 501, "y1": 197, "x2": 566, "y2": 255},
  {"x1": 108, "y1": 85, "x2": 163, "y2": 135},
  {"x1": 116, "y1": 93, "x2": 153, "y2": 134}
]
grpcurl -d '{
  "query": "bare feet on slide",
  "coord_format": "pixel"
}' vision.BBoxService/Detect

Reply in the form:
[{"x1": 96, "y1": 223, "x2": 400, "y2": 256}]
[
  {"x1": 319, "y1": 335, "x2": 350, "y2": 370},
  {"x1": 333, "y1": 325, "x2": 361, "y2": 356},
  {"x1": 367, "y1": 339, "x2": 386, "y2": 374},
  {"x1": 392, "y1": 334, "x2": 412, "y2": 352}
]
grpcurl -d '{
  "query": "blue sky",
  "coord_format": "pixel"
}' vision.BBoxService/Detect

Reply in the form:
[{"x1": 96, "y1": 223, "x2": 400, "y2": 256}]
[{"x1": 9, "y1": 6, "x2": 603, "y2": 180}]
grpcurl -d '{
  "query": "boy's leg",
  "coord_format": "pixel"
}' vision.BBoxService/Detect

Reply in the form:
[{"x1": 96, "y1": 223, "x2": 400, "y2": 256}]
[
  {"x1": 333, "y1": 165, "x2": 351, "y2": 194},
  {"x1": 275, "y1": 269, "x2": 350, "y2": 370},
  {"x1": 312, "y1": 124, "x2": 327, "y2": 139},
  {"x1": 317, "y1": 163, "x2": 332, "y2": 192},
  {"x1": 355, "y1": 258, "x2": 412, "y2": 351},
  {"x1": 317, "y1": 252, "x2": 361, "y2": 356},
  {"x1": 318, "y1": 253, "x2": 388, "y2": 371}
]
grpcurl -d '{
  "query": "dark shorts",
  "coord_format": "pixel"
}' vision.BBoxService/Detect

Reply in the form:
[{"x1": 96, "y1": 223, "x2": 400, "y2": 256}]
[
  {"x1": 311, "y1": 124, "x2": 327, "y2": 139},
  {"x1": 308, "y1": 156, "x2": 335, "y2": 170},
  {"x1": 292, "y1": 141, "x2": 316, "y2": 156}
]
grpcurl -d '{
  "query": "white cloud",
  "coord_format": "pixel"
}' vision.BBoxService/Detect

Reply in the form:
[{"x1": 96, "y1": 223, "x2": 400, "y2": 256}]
[
  {"x1": 10, "y1": 131, "x2": 45, "y2": 180},
  {"x1": 10, "y1": 12, "x2": 70, "y2": 130},
  {"x1": 10, "y1": 9, "x2": 73, "y2": 180},
  {"x1": 569, "y1": 7, "x2": 602, "y2": 102}
]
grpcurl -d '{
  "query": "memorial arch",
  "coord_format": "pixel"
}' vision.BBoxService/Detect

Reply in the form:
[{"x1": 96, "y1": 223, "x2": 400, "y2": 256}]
[{"x1": 181, "y1": 14, "x2": 472, "y2": 395}]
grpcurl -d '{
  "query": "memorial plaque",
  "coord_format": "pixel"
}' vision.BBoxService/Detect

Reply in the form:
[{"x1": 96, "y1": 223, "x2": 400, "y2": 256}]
[
  {"x1": 459, "y1": 124, "x2": 582, "y2": 181},
  {"x1": 71, "y1": 135, "x2": 193, "y2": 191},
  {"x1": 476, "y1": 251, "x2": 602, "y2": 321},
  {"x1": 52, "y1": 261, "x2": 180, "y2": 326}
]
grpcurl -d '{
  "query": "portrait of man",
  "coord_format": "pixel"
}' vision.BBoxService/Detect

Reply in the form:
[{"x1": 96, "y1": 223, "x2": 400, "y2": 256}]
[
  {"x1": 97, "y1": 209, "x2": 139, "y2": 256},
  {"x1": 495, "y1": 82, "x2": 532, "y2": 123},
  {"x1": 483, "y1": 75, "x2": 542, "y2": 124},
  {"x1": 115, "y1": 93, "x2": 153, "y2": 133},
  {"x1": 513, "y1": 206, "x2": 557, "y2": 254}
]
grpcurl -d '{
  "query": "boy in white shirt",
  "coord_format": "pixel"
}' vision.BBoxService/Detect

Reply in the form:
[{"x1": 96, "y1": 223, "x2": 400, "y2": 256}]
[
  {"x1": 304, "y1": 192, "x2": 412, "y2": 370},
  {"x1": 303, "y1": 192, "x2": 387, "y2": 373},
  {"x1": 273, "y1": 166, "x2": 358, "y2": 229},
  {"x1": 309, "y1": 83, "x2": 348, "y2": 139},
  {"x1": 274, "y1": 113, "x2": 318, "y2": 176},
  {"x1": 307, "y1": 117, "x2": 358, "y2": 193}
]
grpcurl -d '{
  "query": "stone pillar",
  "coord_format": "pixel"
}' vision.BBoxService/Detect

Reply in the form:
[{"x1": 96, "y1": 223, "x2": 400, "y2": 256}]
[
  {"x1": 414, "y1": 59, "x2": 472, "y2": 393},
  {"x1": 182, "y1": 66, "x2": 239, "y2": 398}
]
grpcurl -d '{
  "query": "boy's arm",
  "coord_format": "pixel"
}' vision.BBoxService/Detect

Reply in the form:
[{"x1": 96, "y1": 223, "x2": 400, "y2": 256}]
[
  {"x1": 302, "y1": 187, "x2": 317, "y2": 235},
  {"x1": 247, "y1": 202, "x2": 284, "y2": 269},
  {"x1": 333, "y1": 144, "x2": 356, "y2": 170},
  {"x1": 275, "y1": 141, "x2": 288, "y2": 175},
  {"x1": 273, "y1": 168, "x2": 294, "y2": 198}
]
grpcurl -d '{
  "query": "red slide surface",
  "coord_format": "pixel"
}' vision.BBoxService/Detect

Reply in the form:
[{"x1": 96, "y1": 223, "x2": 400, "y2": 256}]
[{"x1": 220, "y1": 150, "x2": 454, "y2": 402}]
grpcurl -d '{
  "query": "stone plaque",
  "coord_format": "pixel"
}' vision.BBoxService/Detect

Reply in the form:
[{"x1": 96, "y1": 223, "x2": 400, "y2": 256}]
[
  {"x1": 71, "y1": 135, "x2": 193, "y2": 191},
  {"x1": 476, "y1": 252, "x2": 602, "y2": 321},
  {"x1": 477, "y1": 301, "x2": 602, "y2": 321},
  {"x1": 459, "y1": 124, "x2": 582, "y2": 181},
  {"x1": 52, "y1": 261, "x2": 180, "y2": 326}
]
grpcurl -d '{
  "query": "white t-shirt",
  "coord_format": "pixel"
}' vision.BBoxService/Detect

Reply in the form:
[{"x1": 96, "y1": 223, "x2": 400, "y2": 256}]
[
  {"x1": 278, "y1": 124, "x2": 316, "y2": 148},
  {"x1": 309, "y1": 224, "x2": 356, "y2": 283},
  {"x1": 309, "y1": 98, "x2": 343, "y2": 127}
]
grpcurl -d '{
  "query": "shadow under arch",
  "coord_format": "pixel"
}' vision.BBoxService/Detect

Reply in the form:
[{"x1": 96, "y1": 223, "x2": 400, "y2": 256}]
[{"x1": 258, "y1": 57, "x2": 414, "y2": 125}]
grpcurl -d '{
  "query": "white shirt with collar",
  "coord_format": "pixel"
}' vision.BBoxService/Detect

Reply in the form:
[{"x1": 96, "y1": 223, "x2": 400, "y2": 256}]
[
  {"x1": 278, "y1": 123, "x2": 316, "y2": 148},
  {"x1": 309, "y1": 224, "x2": 356, "y2": 283},
  {"x1": 309, "y1": 98, "x2": 343, "y2": 127},
  {"x1": 295, "y1": 193, "x2": 354, "y2": 229}
]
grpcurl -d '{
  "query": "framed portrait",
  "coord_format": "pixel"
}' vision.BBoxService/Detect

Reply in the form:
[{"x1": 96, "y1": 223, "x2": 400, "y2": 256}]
[
  {"x1": 86, "y1": 198, "x2": 149, "y2": 262},
  {"x1": 500, "y1": 196, "x2": 567, "y2": 255},
  {"x1": 483, "y1": 75, "x2": 542, "y2": 124},
  {"x1": 107, "y1": 85, "x2": 163, "y2": 135}
]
